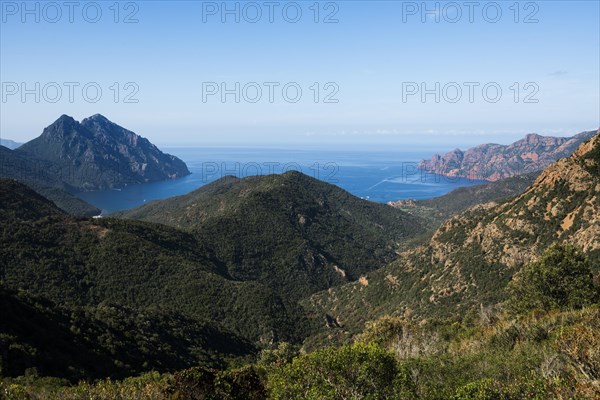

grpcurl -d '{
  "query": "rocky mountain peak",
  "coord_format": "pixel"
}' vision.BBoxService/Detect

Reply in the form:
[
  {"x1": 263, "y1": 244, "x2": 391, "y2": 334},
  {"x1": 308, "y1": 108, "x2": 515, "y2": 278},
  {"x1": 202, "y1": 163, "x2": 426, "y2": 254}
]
[
  {"x1": 430, "y1": 130, "x2": 600, "y2": 277},
  {"x1": 418, "y1": 130, "x2": 597, "y2": 181},
  {"x1": 329, "y1": 131, "x2": 600, "y2": 324},
  {"x1": 523, "y1": 133, "x2": 542, "y2": 143},
  {"x1": 16, "y1": 114, "x2": 190, "y2": 190},
  {"x1": 81, "y1": 114, "x2": 128, "y2": 138},
  {"x1": 87, "y1": 113, "x2": 109, "y2": 121},
  {"x1": 574, "y1": 129, "x2": 600, "y2": 158},
  {"x1": 81, "y1": 113, "x2": 114, "y2": 128},
  {"x1": 42, "y1": 114, "x2": 80, "y2": 138}
]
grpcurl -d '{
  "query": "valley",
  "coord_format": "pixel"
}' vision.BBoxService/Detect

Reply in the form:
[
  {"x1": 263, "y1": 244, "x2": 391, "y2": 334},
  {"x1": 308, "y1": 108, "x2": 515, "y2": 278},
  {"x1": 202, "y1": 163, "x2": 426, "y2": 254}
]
[
  {"x1": 3, "y1": 3, "x2": 598, "y2": 397},
  {"x1": 1, "y1": 124, "x2": 598, "y2": 399}
]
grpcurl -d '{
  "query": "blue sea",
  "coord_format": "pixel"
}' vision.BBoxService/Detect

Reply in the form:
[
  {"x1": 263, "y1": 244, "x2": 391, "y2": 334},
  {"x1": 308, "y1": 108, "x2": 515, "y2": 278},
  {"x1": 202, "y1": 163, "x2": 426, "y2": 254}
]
[{"x1": 77, "y1": 148, "x2": 488, "y2": 214}]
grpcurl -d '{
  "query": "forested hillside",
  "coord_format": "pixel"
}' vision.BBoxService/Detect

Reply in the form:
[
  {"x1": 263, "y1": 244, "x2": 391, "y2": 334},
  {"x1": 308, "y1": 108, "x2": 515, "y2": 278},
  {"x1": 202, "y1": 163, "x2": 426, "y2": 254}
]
[
  {"x1": 114, "y1": 171, "x2": 426, "y2": 301},
  {"x1": 1, "y1": 135, "x2": 598, "y2": 399},
  {"x1": 307, "y1": 132, "x2": 600, "y2": 336}
]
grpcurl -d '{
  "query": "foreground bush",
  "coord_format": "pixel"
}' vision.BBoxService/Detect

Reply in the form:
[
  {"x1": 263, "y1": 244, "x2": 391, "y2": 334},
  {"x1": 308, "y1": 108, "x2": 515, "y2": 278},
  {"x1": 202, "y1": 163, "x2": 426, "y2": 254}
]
[
  {"x1": 506, "y1": 244, "x2": 598, "y2": 314},
  {"x1": 268, "y1": 342, "x2": 416, "y2": 400},
  {"x1": 452, "y1": 373, "x2": 559, "y2": 400},
  {"x1": 0, "y1": 372, "x2": 170, "y2": 400},
  {"x1": 171, "y1": 365, "x2": 265, "y2": 400},
  {"x1": 2, "y1": 309, "x2": 599, "y2": 399},
  {"x1": 557, "y1": 312, "x2": 600, "y2": 382}
]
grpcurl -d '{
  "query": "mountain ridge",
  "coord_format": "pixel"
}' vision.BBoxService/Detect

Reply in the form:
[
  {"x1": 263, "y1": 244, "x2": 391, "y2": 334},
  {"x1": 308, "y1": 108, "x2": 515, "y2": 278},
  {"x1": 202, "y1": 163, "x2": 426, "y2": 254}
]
[
  {"x1": 307, "y1": 131, "x2": 600, "y2": 336},
  {"x1": 0, "y1": 139, "x2": 21, "y2": 149},
  {"x1": 16, "y1": 114, "x2": 190, "y2": 190},
  {"x1": 0, "y1": 178, "x2": 314, "y2": 345},
  {"x1": 0, "y1": 171, "x2": 424, "y2": 349},
  {"x1": 418, "y1": 130, "x2": 597, "y2": 181},
  {"x1": 389, "y1": 171, "x2": 541, "y2": 226},
  {"x1": 114, "y1": 171, "x2": 427, "y2": 301},
  {"x1": 0, "y1": 146, "x2": 100, "y2": 217}
]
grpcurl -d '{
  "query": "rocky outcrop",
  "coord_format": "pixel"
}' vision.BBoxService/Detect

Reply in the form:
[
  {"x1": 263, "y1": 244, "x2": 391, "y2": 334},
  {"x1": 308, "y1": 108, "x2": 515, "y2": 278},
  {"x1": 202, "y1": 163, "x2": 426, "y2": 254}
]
[
  {"x1": 425, "y1": 131, "x2": 600, "y2": 300},
  {"x1": 418, "y1": 130, "x2": 597, "y2": 181},
  {"x1": 16, "y1": 114, "x2": 190, "y2": 190},
  {"x1": 307, "y1": 132, "x2": 600, "y2": 332}
]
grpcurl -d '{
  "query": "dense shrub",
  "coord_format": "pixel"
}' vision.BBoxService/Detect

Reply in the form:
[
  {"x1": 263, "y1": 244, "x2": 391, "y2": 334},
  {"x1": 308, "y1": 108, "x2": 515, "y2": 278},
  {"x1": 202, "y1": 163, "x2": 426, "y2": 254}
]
[
  {"x1": 453, "y1": 373, "x2": 553, "y2": 400},
  {"x1": 0, "y1": 372, "x2": 170, "y2": 400},
  {"x1": 453, "y1": 378, "x2": 509, "y2": 400},
  {"x1": 256, "y1": 342, "x2": 298, "y2": 374},
  {"x1": 506, "y1": 244, "x2": 598, "y2": 314},
  {"x1": 356, "y1": 316, "x2": 444, "y2": 359},
  {"x1": 171, "y1": 365, "x2": 266, "y2": 400},
  {"x1": 268, "y1": 343, "x2": 416, "y2": 400},
  {"x1": 557, "y1": 316, "x2": 600, "y2": 381}
]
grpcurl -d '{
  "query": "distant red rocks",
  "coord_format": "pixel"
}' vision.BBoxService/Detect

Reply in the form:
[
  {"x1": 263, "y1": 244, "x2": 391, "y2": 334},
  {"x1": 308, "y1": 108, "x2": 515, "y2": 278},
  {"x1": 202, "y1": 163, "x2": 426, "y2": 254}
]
[{"x1": 418, "y1": 130, "x2": 598, "y2": 181}]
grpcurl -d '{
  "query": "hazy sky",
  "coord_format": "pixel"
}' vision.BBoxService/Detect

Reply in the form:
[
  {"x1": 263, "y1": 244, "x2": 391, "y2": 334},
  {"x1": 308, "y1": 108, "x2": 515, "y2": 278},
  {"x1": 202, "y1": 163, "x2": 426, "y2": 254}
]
[{"x1": 1, "y1": 0, "x2": 598, "y2": 149}]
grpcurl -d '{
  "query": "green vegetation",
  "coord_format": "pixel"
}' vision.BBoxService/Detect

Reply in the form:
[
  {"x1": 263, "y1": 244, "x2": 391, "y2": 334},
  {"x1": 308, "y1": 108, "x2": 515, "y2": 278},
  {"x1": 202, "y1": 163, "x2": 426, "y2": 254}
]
[
  {"x1": 114, "y1": 171, "x2": 425, "y2": 301},
  {"x1": 355, "y1": 307, "x2": 599, "y2": 398},
  {"x1": 171, "y1": 365, "x2": 266, "y2": 399},
  {"x1": 27, "y1": 184, "x2": 100, "y2": 217},
  {"x1": 0, "y1": 173, "x2": 423, "y2": 355},
  {"x1": 580, "y1": 133, "x2": 600, "y2": 175},
  {"x1": 0, "y1": 372, "x2": 171, "y2": 400},
  {"x1": 267, "y1": 343, "x2": 415, "y2": 399},
  {"x1": 506, "y1": 244, "x2": 599, "y2": 314},
  {"x1": 0, "y1": 286, "x2": 253, "y2": 382},
  {"x1": 307, "y1": 133, "x2": 600, "y2": 340},
  {"x1": 395, "y1": 171, "x2": 540, "y2": 227},
  {"x1": 1, "y1": 134, "x2": 598, "y2": 399},
  {"x1": 0, "y1": 146, "x2": 100, "y2": 217},
  {"x1": 0, "y1": 179, "x2": 66, "y2": 220},
  {"x1": 2, "y1": 305, "x2": 598, "y2": 399},
  {"x1": 0, "y1": 179, "x2": 311, "y2": 345}
]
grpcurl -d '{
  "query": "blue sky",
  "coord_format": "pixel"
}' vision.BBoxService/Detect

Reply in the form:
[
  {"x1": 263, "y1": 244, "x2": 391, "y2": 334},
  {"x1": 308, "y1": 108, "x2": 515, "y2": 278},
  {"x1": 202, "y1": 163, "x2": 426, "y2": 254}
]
[{"x1": 1, "y1": 0, "x2": 599, "y2": 149}]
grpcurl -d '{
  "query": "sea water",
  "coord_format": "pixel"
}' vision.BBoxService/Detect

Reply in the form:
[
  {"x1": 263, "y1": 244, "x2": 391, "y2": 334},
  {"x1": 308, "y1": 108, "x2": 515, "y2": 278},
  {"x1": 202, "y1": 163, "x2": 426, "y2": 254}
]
[{"x1": 76, "y1": 147, "x2": 487, "y2": 214}]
